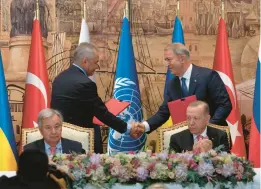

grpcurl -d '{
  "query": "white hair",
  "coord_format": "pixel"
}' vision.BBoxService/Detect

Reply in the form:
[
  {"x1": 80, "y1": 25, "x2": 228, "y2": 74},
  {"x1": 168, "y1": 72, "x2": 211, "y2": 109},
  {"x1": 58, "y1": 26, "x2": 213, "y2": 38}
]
[
  {"x1": 37, "y1": 108, "x2": 63, "y2": 128},
  {"x1": 164, "y1": 43, "x2": 190, "y2": 60},
  {"x1": 73, "y1": 42, "x2": 98, "y2": 65}
]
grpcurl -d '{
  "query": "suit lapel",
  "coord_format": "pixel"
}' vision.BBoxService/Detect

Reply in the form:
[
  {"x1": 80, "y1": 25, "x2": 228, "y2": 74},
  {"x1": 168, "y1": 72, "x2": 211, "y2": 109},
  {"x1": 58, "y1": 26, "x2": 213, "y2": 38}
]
[
  {"x1": 182, "y1": 130, "x2": 194, "y2": 151},
  {"x1": 37, "y1": 139, "x2": 46, "y2": 153},
  {"x1": 61, "y1": 138, "x2": 69, "y2": 154},
  {"x1": 188, "y1": 132, "x2": 194, "y2": 151},
  {"x1": 189, "y1": 65, "x2": 199, "y2": 95},
  {"x1": 207, "y1": 127, "x2": 217, "y2": 147}
]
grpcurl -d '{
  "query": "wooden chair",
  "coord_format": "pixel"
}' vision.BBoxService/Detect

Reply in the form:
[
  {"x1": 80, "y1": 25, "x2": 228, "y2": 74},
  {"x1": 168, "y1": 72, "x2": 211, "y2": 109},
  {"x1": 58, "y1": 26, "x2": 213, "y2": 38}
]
[
  {"x1": 21, "y1": 122, "x2": 94, "y2": 153},
  {"x1": 156, "y1": 121, "x2": 231, "y2": 152}
]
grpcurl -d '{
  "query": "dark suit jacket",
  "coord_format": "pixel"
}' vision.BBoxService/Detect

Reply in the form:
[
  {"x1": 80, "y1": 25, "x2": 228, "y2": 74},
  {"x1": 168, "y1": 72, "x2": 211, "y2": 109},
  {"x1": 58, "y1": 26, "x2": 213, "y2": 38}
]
[
  {"x1": 51, "y1": 65, "x2": 127, "y2": 133},
  {"x1": 169, "y1": 126, "x2": 231, "y2": 153},
  {"x1": 0, "y1": 176, "x2": 60, "y2": 189},
  {"x1": 147, "y1": 65, "x2": 232, "y2": 132},
  {"x1": 23, "y1": 138, "x2": 85, "y2": 154}
]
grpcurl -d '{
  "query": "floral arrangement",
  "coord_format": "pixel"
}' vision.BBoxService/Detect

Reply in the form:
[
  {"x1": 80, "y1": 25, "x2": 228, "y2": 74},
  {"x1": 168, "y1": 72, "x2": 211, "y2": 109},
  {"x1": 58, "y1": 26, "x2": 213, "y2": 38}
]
[{"x1": 50, "y1": 149, "x2": 256, "y2": 189}]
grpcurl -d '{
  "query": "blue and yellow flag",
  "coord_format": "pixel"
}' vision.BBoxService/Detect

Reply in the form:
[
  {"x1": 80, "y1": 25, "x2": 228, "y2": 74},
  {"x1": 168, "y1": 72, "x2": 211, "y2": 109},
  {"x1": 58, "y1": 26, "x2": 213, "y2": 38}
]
[
  {"x1": 107, "y1": 17, "x2": 146, "y2": 154},
  {"x1": 0, "y1": 51, "x2": 18, "y2": 171}
]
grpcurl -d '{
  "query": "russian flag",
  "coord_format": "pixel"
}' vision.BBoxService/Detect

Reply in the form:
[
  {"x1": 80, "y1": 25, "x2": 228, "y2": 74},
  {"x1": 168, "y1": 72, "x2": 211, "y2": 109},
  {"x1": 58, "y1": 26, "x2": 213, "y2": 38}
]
[{"x1": 248, "y1": 46, "x2": 260, "y2": 168}]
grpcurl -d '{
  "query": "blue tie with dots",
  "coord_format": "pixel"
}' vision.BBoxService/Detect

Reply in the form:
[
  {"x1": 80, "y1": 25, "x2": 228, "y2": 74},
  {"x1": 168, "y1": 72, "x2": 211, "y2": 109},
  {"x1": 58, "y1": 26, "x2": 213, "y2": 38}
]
[{"x1": 181, "y1": 77, "x2": 188, "y2": 97}]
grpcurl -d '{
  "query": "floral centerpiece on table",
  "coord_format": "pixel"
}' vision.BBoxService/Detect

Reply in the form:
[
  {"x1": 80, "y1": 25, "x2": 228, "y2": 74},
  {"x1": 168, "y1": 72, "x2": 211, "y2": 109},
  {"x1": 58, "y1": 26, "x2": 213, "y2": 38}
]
[{"x1": 50, "y1": 148, "x2": 256, "y2": 189}]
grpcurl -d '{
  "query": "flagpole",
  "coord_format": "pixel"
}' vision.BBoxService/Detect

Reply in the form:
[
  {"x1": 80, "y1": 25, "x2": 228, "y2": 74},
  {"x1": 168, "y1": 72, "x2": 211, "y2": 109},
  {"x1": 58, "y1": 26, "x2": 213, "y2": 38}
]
[
  {"x1": 221, "y1": 0, "x2": 225, "y2": 19},
  {"x1": 123, "y1": 0, "x2": 129, "y2": 19},
  {"x1": 177, "y1": 0, "x2": 179, "y2": 17},
  {"x1": 36, "y1": 0, "x2": 40, "y2": 20},
  {"x1": 128, "y1": 0, "x2": 132, "y2": 26},
  {"x1": 83, "y1": 0, "x2": 87, "y2": 20}
]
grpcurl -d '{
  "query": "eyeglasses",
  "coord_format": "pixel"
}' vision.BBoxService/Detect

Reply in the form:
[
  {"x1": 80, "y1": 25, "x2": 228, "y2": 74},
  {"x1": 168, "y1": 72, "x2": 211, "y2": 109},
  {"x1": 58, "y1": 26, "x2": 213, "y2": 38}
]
[{"x1": 42, "y1": 125, "x2": 62, "y2": 132}]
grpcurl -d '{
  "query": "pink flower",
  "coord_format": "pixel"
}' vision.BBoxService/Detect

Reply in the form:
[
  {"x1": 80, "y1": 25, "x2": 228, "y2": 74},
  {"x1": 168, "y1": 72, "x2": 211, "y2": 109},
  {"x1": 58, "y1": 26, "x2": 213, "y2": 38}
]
[
  {"x1": 167, "y1": 162, "x2": 172, "y2": 169},
  {"x1": 168, "y1": 154, "x2": 176, "y2": 159},
  {"x1": 188, "y1": 159, "x2": 198, "y2": 169},
  {"x1": 111, "y1": 166, "x2": 120, "y2": 176},
  {"x1": 68, "y1": 164, "x2": 73, "y2": 169},
  {"x1": 137, "y1": 167, "x2": 149, "y2": 181},
  {"x1": 90, "y1": 154, "x2": 101, "y2": 165},
  {"x1": 128, "y1": 151, "x2": 135, "y2": 155},
  {"x1": 148, "y1": 163, "x2": 155, "y2": 171},
  {"x1": 157, "y1": 152, "x2": 168, "y2": 161},
  {"x1": 86, "y1": 167, "x2": 91, "y2": 175},
  {"x1": 91, "y1": 164, "x2": 98, "y2": 170}
]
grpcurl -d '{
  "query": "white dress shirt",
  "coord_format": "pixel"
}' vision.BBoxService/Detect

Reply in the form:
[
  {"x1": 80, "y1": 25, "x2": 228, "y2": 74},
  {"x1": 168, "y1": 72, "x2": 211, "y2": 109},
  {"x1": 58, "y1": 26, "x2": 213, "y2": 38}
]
[
  {"x1": 143, "y1": 64, "x2": 193, "y2": 132},
  {"x1": 44, "y1": 140, "x2": 63, "y2": 156},
  {"x1": 193, "y1": 127, "x2": 208, "y2": 143}
]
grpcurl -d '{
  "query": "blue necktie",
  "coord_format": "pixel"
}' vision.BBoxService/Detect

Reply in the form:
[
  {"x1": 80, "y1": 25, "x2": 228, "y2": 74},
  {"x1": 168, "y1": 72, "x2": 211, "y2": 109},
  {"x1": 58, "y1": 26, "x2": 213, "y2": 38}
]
[{"x1": 181, "y1": 77, "x2": 188, "y2": 97}]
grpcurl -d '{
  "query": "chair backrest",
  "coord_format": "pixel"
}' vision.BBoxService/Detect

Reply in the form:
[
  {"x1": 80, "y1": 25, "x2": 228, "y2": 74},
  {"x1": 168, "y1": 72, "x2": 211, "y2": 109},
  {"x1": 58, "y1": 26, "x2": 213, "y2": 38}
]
[
  {"x1": 156, "y1": 121, "x2": 231, "y2": 152},
  {"x1": 22, "y1": 122, "x2": 94, "y2": 153}
]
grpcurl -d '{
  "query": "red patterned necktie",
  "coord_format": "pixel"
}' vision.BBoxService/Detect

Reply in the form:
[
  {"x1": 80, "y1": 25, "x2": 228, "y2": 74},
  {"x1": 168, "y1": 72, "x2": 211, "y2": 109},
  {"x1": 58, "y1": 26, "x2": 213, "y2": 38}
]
[
  {"x1": 196, "y1": 135, "x2": 205, "y2": 141},
  {"x1": 50, "y1": 146, "x2": 56, "y2": 155}
]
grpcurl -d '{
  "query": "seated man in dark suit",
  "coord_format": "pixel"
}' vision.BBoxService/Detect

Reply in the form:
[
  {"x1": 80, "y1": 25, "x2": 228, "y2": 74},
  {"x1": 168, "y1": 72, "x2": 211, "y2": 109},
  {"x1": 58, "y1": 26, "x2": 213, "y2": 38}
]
[
  {"x1": 170, "y1": 101, "x2": 230, "y2": 153},
  {"x1": 0, "y1": 149, "x2": 60, "y2": 189},
  {"x1": 24, "y1": 108, "x2": 85, "y2": 155}
]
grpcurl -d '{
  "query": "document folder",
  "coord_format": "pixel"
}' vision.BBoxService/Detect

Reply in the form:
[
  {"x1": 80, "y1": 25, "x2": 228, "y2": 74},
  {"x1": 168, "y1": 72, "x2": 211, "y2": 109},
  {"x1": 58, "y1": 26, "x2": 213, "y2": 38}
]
[
  {"x1": 93, "y1": 99, "x2": 130, "y2": 126},
  {"x1": 167, "y1": 95, "x2": 197, "y2": 124}
]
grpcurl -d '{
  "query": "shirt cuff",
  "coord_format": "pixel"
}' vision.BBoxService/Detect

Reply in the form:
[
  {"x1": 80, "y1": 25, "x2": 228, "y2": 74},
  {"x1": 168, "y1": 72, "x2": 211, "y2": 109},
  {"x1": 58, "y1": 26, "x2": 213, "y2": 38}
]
[
  {"x1": 125, "y1": 123, "x2": 131, "y2": 134},
  {"x1": 142, "y1": 121, "x2": 150, "y2": 132}
]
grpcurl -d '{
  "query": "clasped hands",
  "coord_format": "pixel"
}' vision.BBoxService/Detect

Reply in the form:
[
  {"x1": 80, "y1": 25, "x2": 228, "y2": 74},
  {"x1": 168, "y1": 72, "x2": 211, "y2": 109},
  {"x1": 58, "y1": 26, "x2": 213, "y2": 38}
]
[
  {"x1": 129, "y1": 122, "x2": 146, "y2": 139},
  {"x1": 193, "y1": 139, "x2": 213, "y2": 153}
]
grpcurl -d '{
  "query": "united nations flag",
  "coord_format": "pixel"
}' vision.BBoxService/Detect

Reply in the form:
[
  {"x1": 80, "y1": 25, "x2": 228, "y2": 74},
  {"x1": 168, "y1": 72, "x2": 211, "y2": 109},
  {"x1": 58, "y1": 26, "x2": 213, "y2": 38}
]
[{"x1": 107, "y1": 17, "x2": 146, "y2": 154}]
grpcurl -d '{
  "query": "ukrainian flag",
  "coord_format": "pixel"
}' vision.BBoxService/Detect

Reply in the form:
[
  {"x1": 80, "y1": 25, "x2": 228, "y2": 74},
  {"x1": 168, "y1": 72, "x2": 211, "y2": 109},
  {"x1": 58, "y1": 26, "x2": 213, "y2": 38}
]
[{"x1": 0, "y1": 51, "x2": 18, "y2": 171}]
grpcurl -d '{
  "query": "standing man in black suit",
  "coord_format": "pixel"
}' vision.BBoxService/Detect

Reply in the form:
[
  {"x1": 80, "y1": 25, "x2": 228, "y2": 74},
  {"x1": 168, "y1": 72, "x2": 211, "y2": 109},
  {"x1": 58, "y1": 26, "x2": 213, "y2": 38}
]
[
  {"x1": 51, "y1": 42, "x2": 139, "y2": 153},
  {"x1": 134, "y1": 43, "x2": 232, "y2": 134},
  {"x1": 169, "y1": 101, "x2": 231, "y2": 153},
  {"x1": 24, "y1": 108, "x2": 85, "y2": 155}
]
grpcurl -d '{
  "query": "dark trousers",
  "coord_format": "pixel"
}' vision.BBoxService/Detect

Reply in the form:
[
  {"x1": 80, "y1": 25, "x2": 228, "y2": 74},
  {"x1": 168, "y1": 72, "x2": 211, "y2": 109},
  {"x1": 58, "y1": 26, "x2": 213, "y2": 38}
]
[{"x1": 93, "y1": 124, "x2": 103, "y2": 154}]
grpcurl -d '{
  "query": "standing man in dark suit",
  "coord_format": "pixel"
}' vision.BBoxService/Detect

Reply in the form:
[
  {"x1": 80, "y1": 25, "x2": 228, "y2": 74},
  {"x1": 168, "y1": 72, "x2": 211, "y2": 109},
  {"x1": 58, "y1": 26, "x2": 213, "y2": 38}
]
[
  {"x1": 51, "y1": 42, "x2": 139, "y2": 153},
  {"x1": 134, "y1": 43, "x2": 232, "y2": 134},
  {"x1": 169, "y1": 101, "x2": 231, "y2": 153},
  {"x1": 24, "y1": 108, "x2": 85, "y2": 155}
]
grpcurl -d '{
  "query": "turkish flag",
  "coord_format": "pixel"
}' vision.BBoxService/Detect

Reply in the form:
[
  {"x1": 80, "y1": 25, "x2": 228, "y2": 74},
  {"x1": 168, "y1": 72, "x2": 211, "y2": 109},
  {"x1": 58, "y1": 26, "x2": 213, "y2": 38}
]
[
  {"x1": 213, "y1": 18, "x2": 246, "y2": 157},
  {"x1": 20, "y1": 19, "x2": 51, "y2": 152}
]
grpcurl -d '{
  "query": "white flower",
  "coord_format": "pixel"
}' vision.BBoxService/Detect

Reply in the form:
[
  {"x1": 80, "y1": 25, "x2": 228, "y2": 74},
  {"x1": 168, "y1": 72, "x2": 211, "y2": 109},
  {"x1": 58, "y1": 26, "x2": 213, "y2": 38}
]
[
  {"x1": 198, "y1": 162, "x2": 215, "y2": 176},
  {"x1": 137, "y1": 152, "x2": 147, "y2": 159},
  {"x1": 150, "y1": 171, "x2": 157, "y2": 179},
  {"x1": 168, "y1": 172, "x2": 175, "y2": 179},
  {"x1": 222, "y1": 164, "x2": 235, "y2": 177},
  {"x1": 155, "y1": 163, "x2": 168, "y2": 170},
  {"x1": 175, "y1": 164, "x2": 187, "y2": 182}
]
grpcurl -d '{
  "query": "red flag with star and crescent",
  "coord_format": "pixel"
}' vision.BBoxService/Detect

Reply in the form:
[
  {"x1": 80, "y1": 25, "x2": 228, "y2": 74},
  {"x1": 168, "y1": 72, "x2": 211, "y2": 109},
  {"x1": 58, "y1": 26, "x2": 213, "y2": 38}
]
[
  {"x1": 213, "y1": 18, "x2": 246, "y2": 157},
  {"x1": 20, "y1": 18, "x2": 51, "y2": 152}
]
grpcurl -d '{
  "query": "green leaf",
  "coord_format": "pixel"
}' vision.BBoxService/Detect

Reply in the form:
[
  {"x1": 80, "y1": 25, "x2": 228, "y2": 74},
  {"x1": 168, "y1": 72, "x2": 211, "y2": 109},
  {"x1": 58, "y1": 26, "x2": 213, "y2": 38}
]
[{"x1": 108, "y1": 177, "x2": 117, "y2": 188}]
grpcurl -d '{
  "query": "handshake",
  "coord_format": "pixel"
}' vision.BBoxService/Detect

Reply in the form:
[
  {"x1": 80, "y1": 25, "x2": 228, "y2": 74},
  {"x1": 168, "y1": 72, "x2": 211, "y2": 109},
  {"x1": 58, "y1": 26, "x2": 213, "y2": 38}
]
[{"x1": 129, "y1": 122, "x2": 146, "y2": 139}]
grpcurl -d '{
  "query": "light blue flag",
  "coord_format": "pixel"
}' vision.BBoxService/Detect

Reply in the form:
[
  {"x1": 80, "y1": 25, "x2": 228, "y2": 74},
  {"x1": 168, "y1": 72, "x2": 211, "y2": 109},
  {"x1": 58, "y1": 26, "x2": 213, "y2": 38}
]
[
  {"x1": 107, "y1": 17, "x2": 146, "y2": 154},
  {"x1": 164, "y1": 16, "x2": 185, "y2": 98},
  {"x1": 0, "y1": 51, "x2": 18, "y2": 171}
]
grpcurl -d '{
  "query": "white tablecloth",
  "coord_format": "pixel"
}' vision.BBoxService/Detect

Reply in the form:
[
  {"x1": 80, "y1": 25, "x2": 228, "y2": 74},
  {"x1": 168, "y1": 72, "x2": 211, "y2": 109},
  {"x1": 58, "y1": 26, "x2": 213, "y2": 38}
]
[{"x1": 1, "y1": 169, "x2": 260, "y2": 189}]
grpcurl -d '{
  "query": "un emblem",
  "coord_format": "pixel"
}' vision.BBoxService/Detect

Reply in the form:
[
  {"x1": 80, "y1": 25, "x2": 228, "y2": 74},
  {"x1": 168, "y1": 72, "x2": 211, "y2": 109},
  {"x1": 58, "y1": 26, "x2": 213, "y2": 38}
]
[{"x1": 108, "y1": 78, "x2": 147, "y2": 154}]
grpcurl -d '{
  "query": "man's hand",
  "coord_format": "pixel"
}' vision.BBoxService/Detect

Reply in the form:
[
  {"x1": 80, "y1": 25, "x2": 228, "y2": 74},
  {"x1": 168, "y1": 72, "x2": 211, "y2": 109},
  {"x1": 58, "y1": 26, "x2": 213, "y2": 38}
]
[
  {"x1": 193, "y1": 139, "x2": 213, "y2": 153},
  {"x1": 129, "y1": 122, "x2": 145, "y2": 139}
]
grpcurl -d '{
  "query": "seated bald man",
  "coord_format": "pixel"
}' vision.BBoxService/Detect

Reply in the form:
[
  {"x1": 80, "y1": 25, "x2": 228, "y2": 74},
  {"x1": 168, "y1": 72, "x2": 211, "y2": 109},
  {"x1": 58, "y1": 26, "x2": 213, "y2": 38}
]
[
  {"x1": 24, "y1": 108, "x2": 85, "y2": 155},
  {"x1": 169, "y1": 101, "x2": 231, "y2": 153}
]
